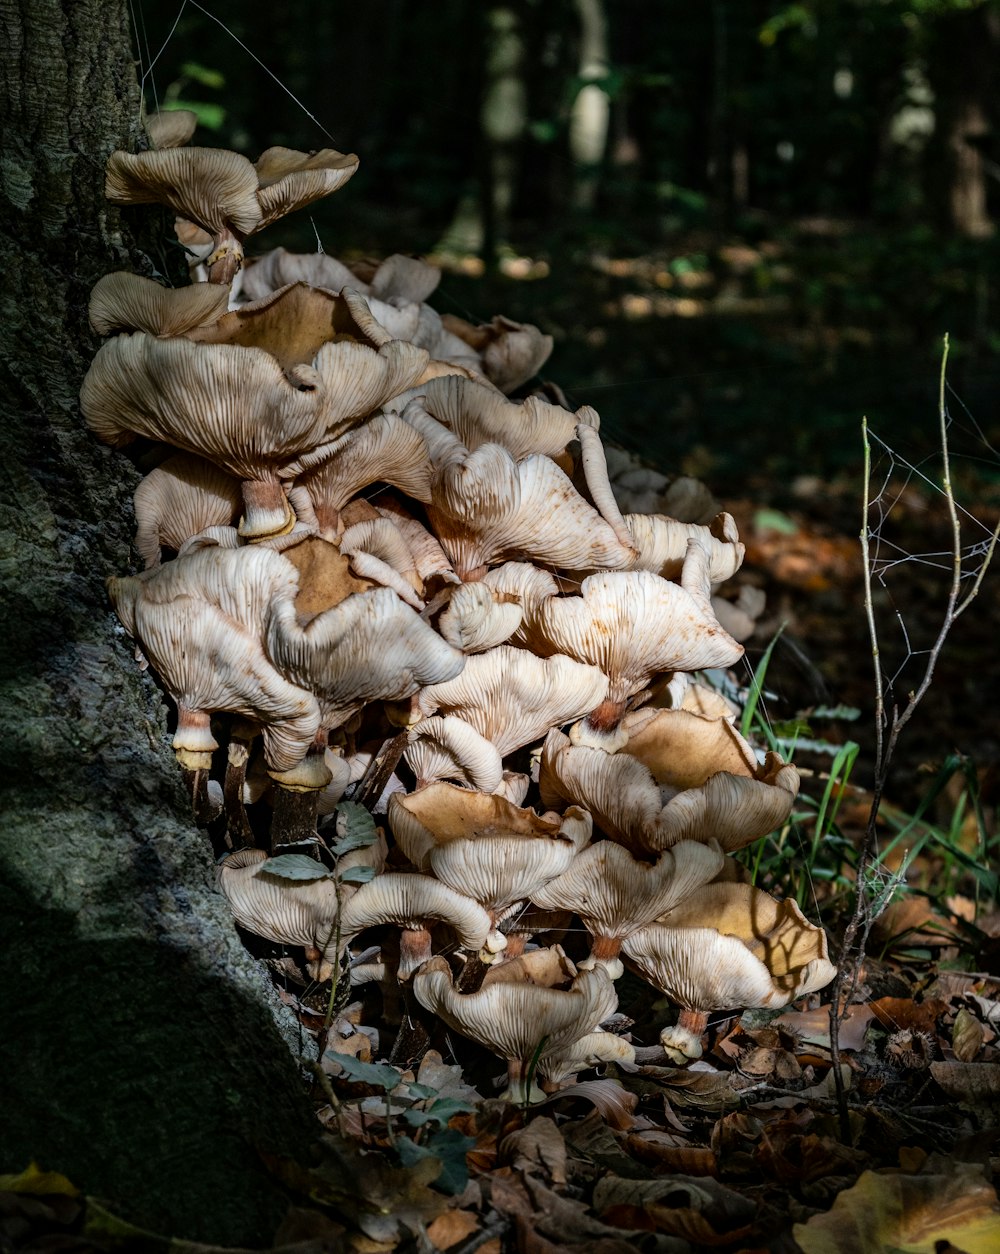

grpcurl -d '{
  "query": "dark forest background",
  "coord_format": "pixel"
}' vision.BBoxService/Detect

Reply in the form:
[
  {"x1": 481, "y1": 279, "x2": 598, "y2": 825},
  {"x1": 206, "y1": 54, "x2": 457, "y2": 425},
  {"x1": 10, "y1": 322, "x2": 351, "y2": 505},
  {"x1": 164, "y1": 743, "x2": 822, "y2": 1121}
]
[{"x1": 133, "y1": 0, "x2": 1000, "y2": 499}]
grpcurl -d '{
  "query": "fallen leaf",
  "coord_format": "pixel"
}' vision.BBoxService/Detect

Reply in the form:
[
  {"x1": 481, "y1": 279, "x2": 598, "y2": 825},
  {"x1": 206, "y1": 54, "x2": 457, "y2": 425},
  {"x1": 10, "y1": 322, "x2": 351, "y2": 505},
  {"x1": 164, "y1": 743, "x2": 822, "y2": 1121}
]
[
  {"x1": 793, "y1": 1161, "x2": 1000, "y2": 1253},
  {"x1": 930, "y1": 1061, "x2": 1000, "y2": 1103},
  {"x1": 870, "y1": 997, "x2": 948, "y2": 1035},
  {"x1": 501, "y1": 1117, "x2": 568, "y2": 1186},
  {"x1": 426, "y1": 1209, "x2": 480, "y2": 1250}
]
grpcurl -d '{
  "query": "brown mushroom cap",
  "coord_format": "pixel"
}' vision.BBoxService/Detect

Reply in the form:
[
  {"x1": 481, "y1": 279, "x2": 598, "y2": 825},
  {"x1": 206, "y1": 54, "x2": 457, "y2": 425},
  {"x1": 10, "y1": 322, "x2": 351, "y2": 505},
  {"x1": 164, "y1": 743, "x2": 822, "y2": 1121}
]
[
  {"x1": 439, "y1": 312, "x2": 554, "y2": 393},
  {"x1": 144, "y1": 109, "x2": 198, "y2": 150},
  {"x1": 622, "y1": 881, "x2": 836, "y2": 1013},
  {"x1": 389, "y1": 782, "x2": 591, "y2": 915}
]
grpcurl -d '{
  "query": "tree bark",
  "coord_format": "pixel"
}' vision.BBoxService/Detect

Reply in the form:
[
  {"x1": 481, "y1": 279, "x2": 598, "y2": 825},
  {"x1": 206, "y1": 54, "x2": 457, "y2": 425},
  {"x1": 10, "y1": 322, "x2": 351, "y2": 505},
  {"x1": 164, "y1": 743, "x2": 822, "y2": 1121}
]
[{"x1": 0, "y1": 1, "x2": 317, "y2": 1242}]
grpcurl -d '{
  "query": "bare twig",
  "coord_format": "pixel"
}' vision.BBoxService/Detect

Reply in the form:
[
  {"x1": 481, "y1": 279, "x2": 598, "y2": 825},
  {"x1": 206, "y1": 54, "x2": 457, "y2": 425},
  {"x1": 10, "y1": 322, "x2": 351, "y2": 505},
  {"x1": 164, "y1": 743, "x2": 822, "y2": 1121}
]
[{"x1": 829, "y1": 335, "x2": 998, "y2": 1140}]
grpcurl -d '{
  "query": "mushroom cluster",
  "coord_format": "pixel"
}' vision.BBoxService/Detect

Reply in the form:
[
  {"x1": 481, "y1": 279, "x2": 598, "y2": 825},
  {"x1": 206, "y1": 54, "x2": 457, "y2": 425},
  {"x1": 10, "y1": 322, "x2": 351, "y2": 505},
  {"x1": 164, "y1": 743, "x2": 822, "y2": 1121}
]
[{"x1": 84, "y1": 110, "x2": 834, "y2": 1094}]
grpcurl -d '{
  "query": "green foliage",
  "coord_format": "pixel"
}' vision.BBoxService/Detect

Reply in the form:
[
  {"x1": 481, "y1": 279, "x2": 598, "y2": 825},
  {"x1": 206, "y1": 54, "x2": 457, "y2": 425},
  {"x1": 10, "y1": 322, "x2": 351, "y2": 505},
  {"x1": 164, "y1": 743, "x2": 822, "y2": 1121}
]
[{"x1": 261, "y1": 853, "x2": 329, "y2": 882}]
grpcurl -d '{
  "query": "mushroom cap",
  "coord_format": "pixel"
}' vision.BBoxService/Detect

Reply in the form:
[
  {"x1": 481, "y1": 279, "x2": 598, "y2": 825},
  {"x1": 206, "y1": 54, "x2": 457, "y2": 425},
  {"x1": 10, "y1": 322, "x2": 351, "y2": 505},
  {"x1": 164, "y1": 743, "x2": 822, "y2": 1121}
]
[
  {"x1": 144, "y1": 109, "x2": 198, "y2": 149},
  {"x1": 622, "y1": 511, "x2": 745, "y2": 584},
  {"x1": 80, "y1": 288, "x2": 429, "y2": 480},
  {"x1": 389, "y1": 782, "x2": 592, "y2": 912},
  {"x1": 105, "y1": 144, "x2": 358, "y2": 237},
  {"x1": 413, "y1": 955, "x2": 618, "y2": 1070},
  {"x1": 89, "y1": 272, "x2": 229, "y2": 338},
  {"x1": 217, "y1": 847, "x2": 342, "y2": 953},
  {"x1": 622, "y1": 882, "x2": 836, "y2": 1012},
  {"x1": 403, "y1": 716, "x2": 505, "y2": 793},
  {"x1": 266, "y1": 580, "x2": 464, "y2": 730},
  {"x1": 414, "y1": 644, "x2": 609, "y2": 758},
  {"x1": 539, "y1": 726, "x2": 798, "y2": 855},
  {"x1": 439, "y1": 313, "x2": 554, "y2": 393},
  {"x1": 339, "y1": 872, "x2": 500, "y2": 955},
  {"x1": 132, "y1": 453, "x2": 243, "y2": 568},
  {"x1": 437, "y1": 581, "x2": 524, "y2": 653},
  {"x1": 512, "y1": 551, "x2": 744, "y2": 706},
  {"x1": 108, "y1": 545, "x2": 321, "y2": 772},
  {"x1": 531, "y1": 838, "x2": 725, "y2": 940}
]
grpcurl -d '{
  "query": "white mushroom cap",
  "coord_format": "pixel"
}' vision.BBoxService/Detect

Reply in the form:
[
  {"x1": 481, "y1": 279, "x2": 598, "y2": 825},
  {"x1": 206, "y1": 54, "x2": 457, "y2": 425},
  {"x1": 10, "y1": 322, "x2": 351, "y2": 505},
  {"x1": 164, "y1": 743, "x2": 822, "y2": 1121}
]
[
  {"x1": 513, "y1": 547, "x2": 744, "y2": 710},
  {"x1": 267, "y1": 579, "x2": 464, "y2": 730},
  {"x1": 531, "y1": 839, "x2": 725, "y2": 975},
  {"x1": 438, "y1": 313, "x2": 554, "y2": 393},
  {"x1": 403, "y1": 715, "x2": 505, "y2": 793},
  {"x1": 143, "y1": 109, "x2": 198, "y2": 150},
  {"x1": 217, "y1": 848, "x2": 343, "y2": 977},
  {"x1": 622, "y1": 882, "x2": 836, "y2": 1013},
  {"x1": 622, "y1": 511, "x2": 745, "y2": 584},
  {"x1": 536, "y1": 1031, "x2": 636, "y2": 1086},
  {"x1": 389, "y1": 782, "x2": 592, "y2": 915},
  {"x1": 414, "y1": 645, "x2": 609, "y2": 758},
  {"x1": 108, "y1": 545, "x2": 321, "y2": 773},
  {"x1": 133, "y1": 453, "x2": 243, "y2": 568},
  {"x1": 413, "y1": 956, "x2": 618, "y2": 1103},
  {"x1": 437, "y1": 582, "x2": 524, "y2": 653}
]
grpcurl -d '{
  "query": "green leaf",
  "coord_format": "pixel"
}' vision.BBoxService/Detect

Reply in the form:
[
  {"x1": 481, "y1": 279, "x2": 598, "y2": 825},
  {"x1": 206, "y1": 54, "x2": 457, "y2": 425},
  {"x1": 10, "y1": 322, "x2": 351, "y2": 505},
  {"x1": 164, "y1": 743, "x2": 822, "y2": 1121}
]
[
  {"x1": 261, "y1": 853, "x2": 330, "y2": 882},
  {"x1": 397, "y1": 1130, "x2": 475, "y2": 1195},
  {"x1": 332, "y1": 801, "x2": 378, "y2": 856},
  {"x1": 339, "y1": 864, "x2": 376, "y2": 884},
  {"x1": 332, "y1": 1054, "x2": 402, "y2": 1091},
  {"x1": 180, "y1": 60, "x2": 225, "y2": 89},
  {"x1": 402, "y1": 1097, "x2": 477, "y2": 1128},
  {"x1": 753, "y1": 508, "x2": 798, "y2": 535},
  {"x1": 405, "y1": 1082, "x2": 440, "y2": 1100}
]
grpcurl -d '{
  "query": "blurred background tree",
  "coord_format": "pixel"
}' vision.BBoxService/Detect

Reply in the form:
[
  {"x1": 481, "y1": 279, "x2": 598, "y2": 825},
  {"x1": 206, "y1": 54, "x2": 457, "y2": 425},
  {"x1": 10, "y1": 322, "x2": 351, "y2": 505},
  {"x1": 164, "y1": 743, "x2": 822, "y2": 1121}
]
[{"x1": 134, "y1": 0, "x2": 1000, "y2": 496}]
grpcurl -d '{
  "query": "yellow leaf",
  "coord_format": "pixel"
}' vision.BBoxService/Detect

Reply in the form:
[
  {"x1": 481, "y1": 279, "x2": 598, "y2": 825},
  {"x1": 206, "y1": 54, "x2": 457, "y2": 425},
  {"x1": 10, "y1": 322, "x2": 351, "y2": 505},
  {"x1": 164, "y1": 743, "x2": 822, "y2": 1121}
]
[{"x1": 0, "y1": 1161, "x2": 80, "y2": 1197}]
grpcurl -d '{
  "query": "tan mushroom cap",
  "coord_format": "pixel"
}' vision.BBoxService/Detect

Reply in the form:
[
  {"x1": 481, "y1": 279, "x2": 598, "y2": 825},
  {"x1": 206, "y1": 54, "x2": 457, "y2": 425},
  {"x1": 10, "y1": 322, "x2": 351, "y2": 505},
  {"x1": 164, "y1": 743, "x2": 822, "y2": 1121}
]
[
  {"x1": 439, "y1": 312, "x2": 554, "y2": 393},
  {"x1": 623, "y1": 511, "x2": 745, "y2": 584},
  {"x1": 539, "y1": 727, "x2": 798, "y2": 855},
  {"x1": 89, "y1": 273, "x2": 229, "y2": 338},
  {"x1": 536, "y1": 1031, "x2": 636, "y2": 1086},
  {"x1": 108, "y1": 545, "x2": 321, "y2": 772},
  {"x1": 621, "y1": 707, "x2": 762, "y2": 788},
  {"x1": 414, "y1": 645, "x2": 609, "y2": 758},
  {"x1": 105, "y1": 144, "x2": 358, "y2": 238},
  {"x1": 513, "y1": 547, "x2": 744, "y2": 712},
  {"x1": 622, "y1": 881, "x2": 836, "y2": 1012},
  {"x1": 133, "y1": 453, "x2": 243, "y2": 568},
  {"x1": 531, "y1": 839, "x2": 725, "y2": 977},
  {"x1": 217, "y1": 848, "x2": 343, "y2": 974},
  {"x1": 413, "y1": 955, "x2": 618, "y2": 1103},
  {"x1": 437, "y1": 582, "x2": 523, "y2": 653},
  {"x1": 403, "y1": 716, "x2": 505, "y2": 793},
  {"x1": 296, "y1": 412, "x2": 433, "y2": 538},
  {"x1": 144, "y1": 109, "x2": 198, "y2": 149},
  {"x1": 266, "y1": 579, "x2": 464, "y2": 730},
  {"x1": 389, "y1": 782, "x2": 592, "y2": 916}
]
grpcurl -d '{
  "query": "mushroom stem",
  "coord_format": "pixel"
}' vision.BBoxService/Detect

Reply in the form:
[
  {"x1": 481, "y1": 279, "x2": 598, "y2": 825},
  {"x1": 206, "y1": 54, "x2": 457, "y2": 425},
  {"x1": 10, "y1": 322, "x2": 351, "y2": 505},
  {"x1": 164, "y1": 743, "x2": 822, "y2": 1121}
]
[
  {"x1": 659, "y1": 1007, "x2": 710, "y2": 1063},
  {"x1": 224, "y1": 732, "x2": 255, "y2": 849},
  {"x1": 586, "y1": 699, "x2": 628, "y2": 735},
  {"x1": 504, "y1": 1059, "x2": 546, "y2": 1107},
  {"x1": 270, "y1": 786, "x2": 321, "y2": 851},
  {"x1": 397, "y1": 925, "x2": 433, "y2": 981},
  {"x1": 580, "y1": 933, "x2": 625, "y2": 980},
  {"x1": 205, "y1": 226, "x2": 245, "y2": 285},
  {"x1": 238, "y1": 479, "x2": 296, "y2": 541},
  {"x1": 182, "y1": 766, "x2": 223, "y2": 828}
]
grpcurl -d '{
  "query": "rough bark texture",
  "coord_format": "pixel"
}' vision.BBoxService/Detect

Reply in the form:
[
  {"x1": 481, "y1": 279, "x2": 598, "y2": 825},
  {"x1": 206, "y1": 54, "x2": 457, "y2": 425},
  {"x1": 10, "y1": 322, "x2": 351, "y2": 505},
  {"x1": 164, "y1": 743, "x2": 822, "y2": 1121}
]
[{"x1": 0, "y1": 2, "x2": 318, "y2": 1242}]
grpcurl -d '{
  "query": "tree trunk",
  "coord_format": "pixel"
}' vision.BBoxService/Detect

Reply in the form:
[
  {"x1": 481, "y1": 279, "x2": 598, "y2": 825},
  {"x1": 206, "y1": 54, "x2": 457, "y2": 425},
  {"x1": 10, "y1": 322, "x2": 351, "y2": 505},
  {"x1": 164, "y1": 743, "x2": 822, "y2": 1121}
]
[{"x1": 0, "y1": 1, "x2": 317, "y2": 1242}]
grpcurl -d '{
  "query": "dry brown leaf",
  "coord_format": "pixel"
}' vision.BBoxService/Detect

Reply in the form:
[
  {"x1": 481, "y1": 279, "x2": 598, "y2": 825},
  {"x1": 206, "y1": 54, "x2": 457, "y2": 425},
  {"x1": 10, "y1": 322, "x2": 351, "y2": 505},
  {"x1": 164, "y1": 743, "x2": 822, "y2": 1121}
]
[
  {"x1": 870, "y1": 997, "x2": 948, "y2": 1035},
  {"x1": 501, "y1": 1116, "x2": 568, "y2": 1186},
  {"x1": 930, "y1": 1060, "x2": 1000, "y2": 1102},
  {"x1": 647, "y1": 1203, "x2": 753, "y2": 1247},
  {"x1": 426, "y1": 1209, "x2": 480, "y2": 1250},
  {"x1": 793, "y1": 1161, "x2": 1000, "y2": 1253},
  {"x1": 625, "y1": 1132, "x2": 718, "y2": 1176},
  {"x1": 772, "y1": 1005, "x2": 874, "y2": 1053},
  {"x1": 953, "y1": 1008, "x2": 986, "y2": 1062}
]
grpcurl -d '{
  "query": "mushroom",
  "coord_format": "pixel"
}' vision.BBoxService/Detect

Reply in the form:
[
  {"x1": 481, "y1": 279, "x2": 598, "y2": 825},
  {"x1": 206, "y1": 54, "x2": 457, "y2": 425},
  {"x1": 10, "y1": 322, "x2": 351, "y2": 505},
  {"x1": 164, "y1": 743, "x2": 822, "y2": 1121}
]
[
  {"x1": 107, "y1": 544, "x2": 321, "y2": 777},
  {"x1": 104, "y1": 144, "x2": 359, "y2": 283},
  {"x1": 439, "y1": 313, "x2": 554, "y2": 393},
  {"x1": 80, "y1": 285, "x2": 429, "y2": 540},
  {"x1": 389, "y1": 782, "x2": 592, "y2": 938},
  {"x1": 89, "y1": 272, "x2": 229, "y2": 338},
  {"x1": 622, "y1": 882, "x2": 836, "y2": 1061},
  {"x1": 132, "y1": 453, "x2": 243, "y2": 568},
  {"x1": 413, "y1": 954, "x2": 618, "y2": 1103},
  {"x1": 509, "y1": 541, "x2": 744, "y2": 749},
  {"x1": 403, "y1": 716, "x2": 505, "y2": 793},
  {"x1": 538, "y1": 725, "x2": 798, "y2": 856},
  {"x1": 413, "y1": 645, "x2": 610, "y2": 760},
  {"x1": 143, "y1": 108, "x2": 198, "y2": 150},
  {"x1": 531, "y1": 839, "x2": 725, "y2": 978},
  {"x1": 340, "y1": 872, "x2": 505, "y2": 978},
  {"x1": 622, "y1": 511, "x2": 745, "y2": 584}
]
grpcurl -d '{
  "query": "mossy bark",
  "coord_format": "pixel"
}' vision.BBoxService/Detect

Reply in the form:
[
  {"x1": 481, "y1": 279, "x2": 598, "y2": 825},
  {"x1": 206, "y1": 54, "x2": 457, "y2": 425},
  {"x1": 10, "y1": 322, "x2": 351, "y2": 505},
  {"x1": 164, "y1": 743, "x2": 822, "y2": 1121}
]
[{"x1": 0, "y1": 1, "x2": 318, "y2": 1242}]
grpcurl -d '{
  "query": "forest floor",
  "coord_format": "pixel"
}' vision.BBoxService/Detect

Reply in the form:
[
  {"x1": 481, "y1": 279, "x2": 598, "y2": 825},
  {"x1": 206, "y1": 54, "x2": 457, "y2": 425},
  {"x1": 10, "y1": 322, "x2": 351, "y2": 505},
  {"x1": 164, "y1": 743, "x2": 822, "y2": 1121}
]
[{"x1": 5, "y1": 228, "x2": 1000, "y2": 1252}]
